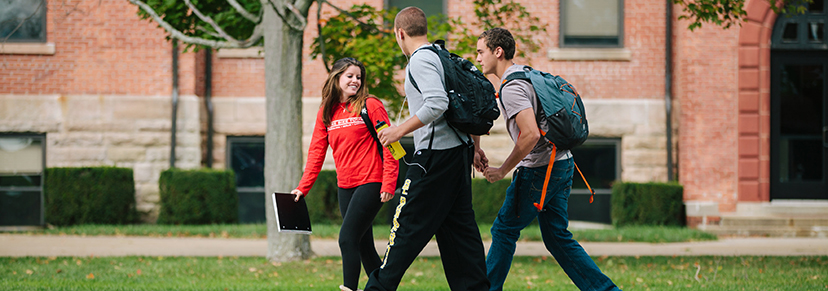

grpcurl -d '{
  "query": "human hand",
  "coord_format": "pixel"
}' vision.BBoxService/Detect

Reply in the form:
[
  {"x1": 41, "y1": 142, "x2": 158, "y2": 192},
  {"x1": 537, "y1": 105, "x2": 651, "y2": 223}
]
[
  {"x1": 484, "y1": 167, "x2": 506, "y2": 183},
  {"x1": 378, "y1": 124, "x2": 403, "y2": 147},
  {"x1": 290, "y1": 189, "x2": 304, "y2": 202},
  {"x1": 380, "y1": 192, "x2": 393, "y2": 203},
  {"x1": 473, "y1": 148, "x2": 489, "y2": 173}
]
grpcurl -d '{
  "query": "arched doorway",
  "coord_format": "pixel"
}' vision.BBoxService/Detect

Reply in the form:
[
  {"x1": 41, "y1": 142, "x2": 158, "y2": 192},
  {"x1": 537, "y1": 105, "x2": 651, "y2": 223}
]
[{"x1": 770, "y1": 0, "x2": 828, "y2": 199}]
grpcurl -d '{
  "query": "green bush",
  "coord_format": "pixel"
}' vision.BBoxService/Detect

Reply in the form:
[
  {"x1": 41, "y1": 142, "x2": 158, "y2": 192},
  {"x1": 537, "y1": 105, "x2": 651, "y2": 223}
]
[
  {"x1": 304, "y1": 171, "x2": 513, "y2": 226},
  {"x1": 304, "y1": 170, "x2": 342, "y2": 224},
  {"x1": 44, "y1": 167, "x2": 137, "y2": 226},
  {"x1": 611, "y1": 181, "x2": 685, "y2": 227},
  {"x1": 157, "y1": 168, "x2": 237, "y2": 224},
  {"x1": 472, "y1": 178, "x2": 511, "y2": 224}
]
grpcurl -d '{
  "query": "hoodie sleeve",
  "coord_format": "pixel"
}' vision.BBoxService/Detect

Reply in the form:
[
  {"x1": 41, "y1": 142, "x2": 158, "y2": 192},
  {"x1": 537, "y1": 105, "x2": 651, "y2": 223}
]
[
  {"x1": 367, "y1": 98, "x2": 400, "y2": 195},
  {"x1": 409, "y1": 51, "x2": 448, "y2": 125},
  {"x1": 295, "y1": 107, "x2": 329, "y2": 195}
]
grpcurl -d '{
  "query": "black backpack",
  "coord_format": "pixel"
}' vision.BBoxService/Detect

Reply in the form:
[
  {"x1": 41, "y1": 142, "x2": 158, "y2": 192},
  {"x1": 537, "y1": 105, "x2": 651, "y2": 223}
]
[
  {"x1": 500, "y1": 66, "x2": 589, "y2": 151},
  {"x1": 409, "y1": 40, "x2": 500, "y2": 136}
]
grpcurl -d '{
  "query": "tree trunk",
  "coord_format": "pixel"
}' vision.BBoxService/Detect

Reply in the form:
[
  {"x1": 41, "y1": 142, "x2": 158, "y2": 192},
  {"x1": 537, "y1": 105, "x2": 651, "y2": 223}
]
[{"x1": 263, "y1": 0, "x2": 312, "y2": 262}]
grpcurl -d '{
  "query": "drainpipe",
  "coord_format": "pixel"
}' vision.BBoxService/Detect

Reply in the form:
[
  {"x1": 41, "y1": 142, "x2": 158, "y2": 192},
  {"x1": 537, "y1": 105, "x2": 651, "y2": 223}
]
[
  {"x1": 171, "y1": 40, "x2": 179, "y2": 169},
  {"x1": 204, "y1": 49, "x2": 214, "y2": 168},
  {"x1": 665, "y1": 0, "x2": 674, "y2": 181}
]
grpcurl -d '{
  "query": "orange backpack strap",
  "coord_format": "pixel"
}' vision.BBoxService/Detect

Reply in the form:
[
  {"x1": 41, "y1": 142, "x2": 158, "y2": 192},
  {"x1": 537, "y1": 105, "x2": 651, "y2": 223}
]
[
  {"x1": 534, "y1": 144, "x2": 556, "y2": 211},
  {"x1": 575, "y1": 163, "x2": 595, "y2": 203}
]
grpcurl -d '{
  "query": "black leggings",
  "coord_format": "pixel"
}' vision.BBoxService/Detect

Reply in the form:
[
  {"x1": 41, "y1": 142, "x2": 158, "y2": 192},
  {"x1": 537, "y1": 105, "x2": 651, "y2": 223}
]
[{"x1": 339, "y1": 182, "x2": 384, "y2": 290}]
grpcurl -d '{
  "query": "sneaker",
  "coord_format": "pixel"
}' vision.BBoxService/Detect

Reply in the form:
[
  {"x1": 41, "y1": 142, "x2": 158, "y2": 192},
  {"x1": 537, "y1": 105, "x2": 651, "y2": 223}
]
[{"x1": 339, "y1": 285, "x2": 363, "y2": 291}]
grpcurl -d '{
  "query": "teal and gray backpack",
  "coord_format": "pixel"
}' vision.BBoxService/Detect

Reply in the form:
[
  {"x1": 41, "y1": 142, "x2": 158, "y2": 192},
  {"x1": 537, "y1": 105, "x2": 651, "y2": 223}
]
[
  {"x1": 500, "y1": 66, "x2": 594, "y2": 209},
  {"x1": 499, "y1": 66, "x2": 589, "y2": 151}
]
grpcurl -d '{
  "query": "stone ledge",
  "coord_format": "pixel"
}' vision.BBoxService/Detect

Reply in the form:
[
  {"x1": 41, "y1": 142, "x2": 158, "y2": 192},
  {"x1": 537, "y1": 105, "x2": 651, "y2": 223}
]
[
  {"x1": 215, "y1": 47, "x2": 264, "y2": 58},
  {"x1": 0, "y1": 43, "x2": 55, "y2": 55},
  {"x1": 547, "y1": 48, "x2": 631, "y2": 61}
]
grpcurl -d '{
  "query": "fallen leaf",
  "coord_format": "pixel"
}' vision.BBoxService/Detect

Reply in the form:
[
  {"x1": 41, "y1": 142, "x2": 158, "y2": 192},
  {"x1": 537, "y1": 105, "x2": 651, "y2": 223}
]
[
  {"x1": 25, "y1": 270, "x2": 33, "y2": 275},
  {"x1": 137, "y1": 269, "x2": 142, "y2": 275},
  {"x1": 56, "y1": 269, "x2": 62, "y2": 274},
  {"x1": 249, "y1": 267, "x2": 257, "y2": 272},
  {"x1": 86, "y1": 273, "x2": 95, "y2": 279}
]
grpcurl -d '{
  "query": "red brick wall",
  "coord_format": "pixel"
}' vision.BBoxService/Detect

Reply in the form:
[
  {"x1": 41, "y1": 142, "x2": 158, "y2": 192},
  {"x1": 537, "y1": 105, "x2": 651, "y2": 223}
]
[
  {"x1": 673, "y1": 5, "x2": 741, "y2": 212},
  {"x1": 0, "y1": 0, "x2": 202, "y2": 96},
  {"x1": 449, "y1": 0, "x2": 669, "y2": 101}
]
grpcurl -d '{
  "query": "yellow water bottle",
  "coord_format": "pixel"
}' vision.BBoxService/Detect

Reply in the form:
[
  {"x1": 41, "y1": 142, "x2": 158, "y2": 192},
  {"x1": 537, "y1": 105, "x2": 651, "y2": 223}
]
[{"x1": 375, "y1": 121, "x2": 406, "y2": 160}]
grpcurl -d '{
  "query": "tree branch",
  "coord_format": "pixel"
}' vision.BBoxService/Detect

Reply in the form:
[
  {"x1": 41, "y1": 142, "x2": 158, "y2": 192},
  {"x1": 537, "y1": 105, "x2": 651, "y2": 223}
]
[
  {"x1": 317, "y1": 0, "x2": 388, "y2": 35},
  {"x1": 226, "y1": 0, "x2": 261, "y2": 23},
  {"x1": 266, "y1": 0, "x2": 307, "y2": 31},
  {"x1": 128, "y1": 0, "x2": 262, "y2": 48},
  {"x1": 184, "y1": 0, "x2": 239, "y2": 42},
  {"x1": 197, "y1": 25, "x2": 223, "y2": 38},
  {"x1": 316, "y1": 2, "x2": 330, "y2": 72}
]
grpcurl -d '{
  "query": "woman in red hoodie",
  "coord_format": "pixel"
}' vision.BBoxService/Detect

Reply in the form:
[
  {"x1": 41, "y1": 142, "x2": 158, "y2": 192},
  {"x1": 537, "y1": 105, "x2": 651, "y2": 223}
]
[{"x1": 291, "y1": 57, "x2": 399, "y2": 291}]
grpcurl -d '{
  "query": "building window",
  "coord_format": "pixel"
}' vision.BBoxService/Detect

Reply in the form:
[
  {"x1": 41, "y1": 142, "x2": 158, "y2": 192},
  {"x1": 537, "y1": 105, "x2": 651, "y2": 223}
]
[
  {"x1": 560, "y1": 0, "x2": 623, "y2": 47},
  {"x1": 567, "y1": 138, "x2": 620, "y2": 224},
  {"x1": 0, "y1": 0, "x2": 47, "y2": 43},
  {"x1": 226, "y1": 136, "x2": 266, "y2": 224},
  {"x1": 386, "y1": 0, "x2": 446, "y2": 18},
  {"x1": 0, "y1": 134, "x2": 46, "y2": 227},
  {"x1": 772, "y1": 0, "x2": 827, "y2": 50}
]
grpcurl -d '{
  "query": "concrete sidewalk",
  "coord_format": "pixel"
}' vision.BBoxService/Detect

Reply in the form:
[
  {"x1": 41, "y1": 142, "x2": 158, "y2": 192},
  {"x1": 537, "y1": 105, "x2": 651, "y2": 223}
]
[{"x1": 2, "y1": 234, "x2": 827, "y2": 257}]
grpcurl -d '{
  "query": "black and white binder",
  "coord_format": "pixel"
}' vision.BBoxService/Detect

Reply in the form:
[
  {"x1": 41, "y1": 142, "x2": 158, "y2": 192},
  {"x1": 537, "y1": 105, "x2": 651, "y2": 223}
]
[{"x1": 271, "y1": 192, "x2": 312, "y2": 234}]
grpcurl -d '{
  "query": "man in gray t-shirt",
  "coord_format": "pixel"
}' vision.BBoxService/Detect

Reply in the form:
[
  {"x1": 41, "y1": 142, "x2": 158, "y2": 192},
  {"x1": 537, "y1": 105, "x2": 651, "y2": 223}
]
[{"x1": 476, "y1": 28, "x2": 621, "y2": 291}]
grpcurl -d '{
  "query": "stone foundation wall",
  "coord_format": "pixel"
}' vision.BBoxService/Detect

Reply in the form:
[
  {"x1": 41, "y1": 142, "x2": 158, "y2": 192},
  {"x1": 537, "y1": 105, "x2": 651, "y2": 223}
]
[{"x1": 0, "y1": 94, "x2": 201, "y2": 221}]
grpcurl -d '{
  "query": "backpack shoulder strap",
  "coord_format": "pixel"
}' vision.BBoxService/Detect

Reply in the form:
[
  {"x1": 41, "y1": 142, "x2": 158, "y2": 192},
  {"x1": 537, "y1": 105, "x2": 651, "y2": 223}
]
[
  {"x1": 408, "y1": 44, "x2": 442, "y2": 94},
  {"x1": 360, "y1": 101, "x2": 384, "y2": 162}
]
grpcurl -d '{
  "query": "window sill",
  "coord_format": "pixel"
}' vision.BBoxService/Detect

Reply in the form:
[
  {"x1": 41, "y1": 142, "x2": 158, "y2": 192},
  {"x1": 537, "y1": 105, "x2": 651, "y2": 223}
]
[
  {"x1": 0, "y1": 43, "x2": 55, "y2": 55},
  {"x1": 216, "y1": 47, "x2": 264, "y2": 59},
  {"x1": 547, "y1": 48, "x2": 631, "y2": 61}
]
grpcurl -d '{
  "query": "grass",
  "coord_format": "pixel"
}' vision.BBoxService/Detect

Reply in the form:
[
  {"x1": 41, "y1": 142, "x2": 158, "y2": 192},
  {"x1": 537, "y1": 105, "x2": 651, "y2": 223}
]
[
  {"x1": 23, "y1": 223, "x2": 718, "y2": 243},
  {"x1": 1, "y1": 256, "x2": 825, "y2": 290}
]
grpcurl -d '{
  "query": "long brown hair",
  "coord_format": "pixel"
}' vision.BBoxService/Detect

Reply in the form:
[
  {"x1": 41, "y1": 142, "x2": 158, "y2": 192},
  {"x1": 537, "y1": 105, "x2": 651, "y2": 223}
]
[{"x1": 321, "y1": 57, "x2": 369, "y2": 127}]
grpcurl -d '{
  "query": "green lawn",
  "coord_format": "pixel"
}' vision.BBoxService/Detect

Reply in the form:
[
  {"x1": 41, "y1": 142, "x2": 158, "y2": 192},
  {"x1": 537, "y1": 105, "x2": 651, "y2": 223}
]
[
  {"x1": 1, "y1": 256, "x2": 825, "y2": 290},
  {"x1": 26, "y1": 223, "x2": 717, "y2": 243}
]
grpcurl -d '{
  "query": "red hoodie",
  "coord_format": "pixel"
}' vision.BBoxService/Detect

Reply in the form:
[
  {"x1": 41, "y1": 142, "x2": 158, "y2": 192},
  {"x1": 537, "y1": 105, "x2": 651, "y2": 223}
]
[{"x1": 296, "y1": 97, "x2": 399, "y2": 195}]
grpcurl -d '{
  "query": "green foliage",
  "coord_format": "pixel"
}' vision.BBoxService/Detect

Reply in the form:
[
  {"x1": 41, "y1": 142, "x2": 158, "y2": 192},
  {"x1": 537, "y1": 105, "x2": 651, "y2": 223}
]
[
  {"x1": 311, "y1": 5, "x2": 408, "y2": 116},
  {"x1": 304, "y1": 170, "x2": 342, "y2": 224},
  {"x1": 135, "y1": 0, "x2": 262, "y2": 51},
  {"x1": 674, "y1": 0, "x2": 812, "y2": 31},
  {"x1": 311, "y1": 1, "x2": 547, "y2": 119},
  {"x1": 471, "y1": 178, "x2": 511, "y2": 224},
  {"x1": 44, "y1": 167, "x2": 138, "y2": 226},
  {"x1": 157, "y1": 168, "x2": 237, "y2": 224},
  {"x1": 611, "y1": 181, "x2": 685, "y2": 227}
]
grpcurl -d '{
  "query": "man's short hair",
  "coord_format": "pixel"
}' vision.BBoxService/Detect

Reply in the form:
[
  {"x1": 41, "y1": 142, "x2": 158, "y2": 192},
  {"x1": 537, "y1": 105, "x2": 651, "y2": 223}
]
[
  {"x1": 394, "y1": 7, "x2": 428, "y2": 37},
  {"x1": 480, "y1": 28, "x2": 515, "y2": 60}
]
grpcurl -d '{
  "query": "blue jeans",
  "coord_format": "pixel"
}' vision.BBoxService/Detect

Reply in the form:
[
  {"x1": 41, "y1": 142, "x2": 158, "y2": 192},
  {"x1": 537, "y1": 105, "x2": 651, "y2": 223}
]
[{"x1": 486, "y1": 159, "x2": 620, "y2": 291}]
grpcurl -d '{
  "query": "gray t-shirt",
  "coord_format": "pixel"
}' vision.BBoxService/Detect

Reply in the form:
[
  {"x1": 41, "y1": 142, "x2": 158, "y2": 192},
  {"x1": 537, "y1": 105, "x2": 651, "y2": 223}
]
[
  {"x1": 405, "y1": 44, "x2": 471, "y2": 150},
  {"x1": 499, "y1": 65, "x2": 571, "y2": 168}
]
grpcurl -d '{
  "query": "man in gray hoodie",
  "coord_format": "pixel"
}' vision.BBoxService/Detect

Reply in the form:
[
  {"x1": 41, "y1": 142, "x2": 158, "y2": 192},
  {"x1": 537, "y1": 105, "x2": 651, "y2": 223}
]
[{"x1": 365, "y1": 6, "x2": 489, "y2": 291}]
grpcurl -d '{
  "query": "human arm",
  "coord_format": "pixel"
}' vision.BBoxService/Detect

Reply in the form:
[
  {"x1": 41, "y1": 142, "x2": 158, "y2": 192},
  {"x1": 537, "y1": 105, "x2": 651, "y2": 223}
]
[
  {"x1": 368, "y1": 98, "x2": 400, "y2": 202},
  {"x1": 473, "y1": 135, "x2": 488, "y2": 172},
  {"x1": 378, "y1": 51, "x2": 447, "y2": 146},
  {"x1": 292, "y1": 109, "x2": 329, "y2": 201},
  {"x1": 484, "y1": 108, "x2": 540, "y2": 182}
]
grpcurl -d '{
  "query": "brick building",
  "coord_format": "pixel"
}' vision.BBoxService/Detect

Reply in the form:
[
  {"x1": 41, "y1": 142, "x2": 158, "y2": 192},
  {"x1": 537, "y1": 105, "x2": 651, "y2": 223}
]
[{"x1": 2, "y1": 0, "x2": 826, "y2": 228}]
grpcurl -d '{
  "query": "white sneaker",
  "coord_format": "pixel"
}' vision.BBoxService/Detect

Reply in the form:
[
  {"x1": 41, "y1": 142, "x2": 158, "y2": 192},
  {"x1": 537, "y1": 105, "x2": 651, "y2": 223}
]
[{"x1": 339, "y1": 285, "x2": 363, "y2": 291}]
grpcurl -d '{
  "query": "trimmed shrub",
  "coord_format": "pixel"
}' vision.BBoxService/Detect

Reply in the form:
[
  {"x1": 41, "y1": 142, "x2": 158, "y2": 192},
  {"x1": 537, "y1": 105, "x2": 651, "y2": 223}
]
[
  {"x1": 158, "y1": 168, "x2": 237, "y2": 224},
  {"x1": 304, "y1": 170, "x2": 342, "y2": 224},
  {"x1": 611, "y1": 181, "x2": 685, "y2": 227},
  {"x1": 44, "y1": 167, "x2": 137, "y2": 226}
]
